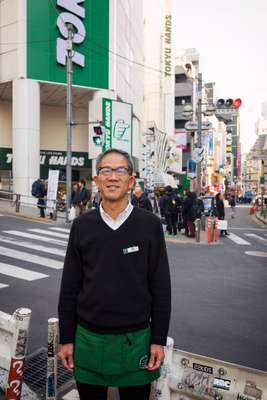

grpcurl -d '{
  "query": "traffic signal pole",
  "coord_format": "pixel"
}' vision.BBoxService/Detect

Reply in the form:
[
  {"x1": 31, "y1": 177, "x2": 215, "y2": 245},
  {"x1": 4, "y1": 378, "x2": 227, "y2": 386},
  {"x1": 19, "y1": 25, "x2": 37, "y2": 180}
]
[
  {"x1": 66, "y1": 24, "x2": 73, "y2": 223},
  {"x1": 196, "y1": 73, "x2": 202, "y2": 195}
]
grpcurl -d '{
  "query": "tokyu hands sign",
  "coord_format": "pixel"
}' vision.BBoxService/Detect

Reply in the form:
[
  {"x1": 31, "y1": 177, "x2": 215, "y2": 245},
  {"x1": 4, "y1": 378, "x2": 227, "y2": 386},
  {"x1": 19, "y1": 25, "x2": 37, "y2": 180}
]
[
  {"x1": 56, "y1": 0, "x2": 86, "y2": 67},
  {"x1": 27, "y1": 0, "x2": 109, "y2": 88}
]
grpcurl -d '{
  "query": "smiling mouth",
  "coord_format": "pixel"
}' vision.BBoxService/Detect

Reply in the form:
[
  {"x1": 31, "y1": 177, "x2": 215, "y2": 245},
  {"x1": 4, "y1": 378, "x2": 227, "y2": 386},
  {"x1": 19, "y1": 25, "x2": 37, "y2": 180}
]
[{"x1": 107, "y1": 185, "x2": 120, "y2": 190}]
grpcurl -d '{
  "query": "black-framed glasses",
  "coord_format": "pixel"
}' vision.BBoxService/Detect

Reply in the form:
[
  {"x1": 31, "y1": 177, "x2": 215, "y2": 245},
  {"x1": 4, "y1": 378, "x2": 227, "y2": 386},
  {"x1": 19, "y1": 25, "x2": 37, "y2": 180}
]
[{"x1": 97, "y1": 166, "x2": 130, "y2": 176}]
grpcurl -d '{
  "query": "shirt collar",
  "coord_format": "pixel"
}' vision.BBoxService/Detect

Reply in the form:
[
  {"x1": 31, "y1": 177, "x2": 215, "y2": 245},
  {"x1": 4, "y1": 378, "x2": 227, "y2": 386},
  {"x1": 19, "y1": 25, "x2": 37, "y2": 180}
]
[{"x1": 99, "y1": 202, "x2": 133, "y2": 222}]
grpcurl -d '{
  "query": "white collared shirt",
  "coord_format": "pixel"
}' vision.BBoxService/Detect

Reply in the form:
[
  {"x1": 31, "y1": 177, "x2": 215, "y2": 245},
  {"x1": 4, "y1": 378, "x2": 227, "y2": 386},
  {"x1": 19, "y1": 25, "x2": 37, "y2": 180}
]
[{"x1": 99, "y1": 202, "x2": 134, "y2": 230}]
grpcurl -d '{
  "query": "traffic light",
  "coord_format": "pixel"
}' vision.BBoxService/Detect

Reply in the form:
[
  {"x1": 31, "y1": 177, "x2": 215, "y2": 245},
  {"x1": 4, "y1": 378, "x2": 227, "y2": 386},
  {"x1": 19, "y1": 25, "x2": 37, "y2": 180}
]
[
  {"x1": 216, "y1": 98, "x2": 242, "y2": 109},
  {"x1": 93, "y1": 126, "x2": 103, "y2": 146}
]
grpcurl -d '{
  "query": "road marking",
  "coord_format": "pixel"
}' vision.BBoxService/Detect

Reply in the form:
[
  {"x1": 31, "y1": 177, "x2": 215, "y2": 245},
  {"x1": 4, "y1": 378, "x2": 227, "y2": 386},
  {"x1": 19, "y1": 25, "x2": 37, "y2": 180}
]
[
  {"x1": 3, "y1": 231, "x2": 67, "y2": 246},
  {"x1": 0, "y1": 246, "x2": 63, "y2": 270},
  {"x1": 28, "y1": 228, "x2": 69, "y2": 239},
  {"x1": 245, "y1": 251, "x2": 267, "y2": 258},
  {"x1": 226, "y1": 233, "x2": 251, "y2": 245},
  {"x1": 0, "y1": 236, "x2": 66, "y2": 256},
  {"x1": 62, "y1": 389, "x2": 79, "y2": 400},
  {"x1": 0, "y1": 262, "x2": 48, "y2": 281},
  {"x1": 0, "y1": 283, "x2": 9, "y2": 289},
  {"x1": 0, "y1": 214, "x2": 4, "y2": 217},
  {"x1": 50, "y1": 227, "x2": 70, "y2": 233},
  {"x1": 230, "y1": 227, "x2": 267, "y2": 231},
  {"x1": 245, "y1": 233, "x2": 267, "y2": 243}
]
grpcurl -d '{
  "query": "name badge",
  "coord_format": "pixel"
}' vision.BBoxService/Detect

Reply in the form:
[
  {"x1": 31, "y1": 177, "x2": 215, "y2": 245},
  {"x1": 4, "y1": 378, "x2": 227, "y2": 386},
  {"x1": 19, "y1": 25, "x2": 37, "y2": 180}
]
[{"x1": 123, "y1": 246, "x2": 139, "y2": 255}]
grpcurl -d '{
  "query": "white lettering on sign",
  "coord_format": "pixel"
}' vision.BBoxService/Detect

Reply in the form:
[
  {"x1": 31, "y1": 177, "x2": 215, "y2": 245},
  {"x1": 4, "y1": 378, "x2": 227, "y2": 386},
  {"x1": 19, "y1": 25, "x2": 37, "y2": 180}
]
[
  {"x1": 56, "y1": 0, "x2": 85, "y2": 67},
  {"x1": 164, "y1": 15, "x2": 172, "y2": 77},
  {"x1": 213, "y1": 377, "x2": 231, "y2": 390}
]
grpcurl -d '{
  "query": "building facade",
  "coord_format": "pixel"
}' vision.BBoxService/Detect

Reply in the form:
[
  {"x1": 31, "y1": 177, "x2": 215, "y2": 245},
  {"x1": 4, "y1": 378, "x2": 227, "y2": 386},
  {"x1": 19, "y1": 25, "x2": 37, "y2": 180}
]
[{"x1": 0, "y1": 0, "x2": 175, "y2": 201}]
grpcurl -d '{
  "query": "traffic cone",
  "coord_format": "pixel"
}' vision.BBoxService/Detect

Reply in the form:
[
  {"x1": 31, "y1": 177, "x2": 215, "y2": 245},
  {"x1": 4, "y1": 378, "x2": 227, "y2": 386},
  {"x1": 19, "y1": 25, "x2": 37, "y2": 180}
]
[
  {"x1": 207, "y1": 217, "x2": 211, "y2": 244},
  {"x1": 214, "y1": 218, "x2": 218, "y2": 242}
]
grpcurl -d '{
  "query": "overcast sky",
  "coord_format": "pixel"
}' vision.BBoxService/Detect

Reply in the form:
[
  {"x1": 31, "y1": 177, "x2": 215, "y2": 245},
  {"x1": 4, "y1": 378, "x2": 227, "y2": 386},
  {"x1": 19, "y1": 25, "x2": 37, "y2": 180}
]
[{"x1": 173, "y1": 0, "x2": 267, "y2": 153}]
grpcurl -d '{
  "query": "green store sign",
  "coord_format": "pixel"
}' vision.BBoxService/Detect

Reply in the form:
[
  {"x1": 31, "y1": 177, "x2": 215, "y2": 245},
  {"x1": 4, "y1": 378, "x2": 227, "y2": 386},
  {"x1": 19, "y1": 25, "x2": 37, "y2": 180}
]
[
  {"x1": 0, "y1": 148, "x2": 91, "y2": 170},
  {"x1": 27, "y1": 0, "x2": 109, "y2": 89}
]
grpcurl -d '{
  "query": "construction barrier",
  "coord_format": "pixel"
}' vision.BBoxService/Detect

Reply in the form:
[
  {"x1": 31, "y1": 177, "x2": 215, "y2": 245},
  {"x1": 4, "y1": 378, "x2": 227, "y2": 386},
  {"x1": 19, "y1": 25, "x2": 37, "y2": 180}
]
[
  {"x1": 195, "y1": 219, "x2": 201, "y2": 243},
  {"x1": 3, "y1": 308, "x2": 32, "y2": 400},
  {"x1": 207, "y1": 217, "x2": 211, "y2": 244},
  {"x1": 214, "y1": 218, "x2": 218, "y2": 242},
  {"x1": 46, "y1": 318, "x2": 59, "y2": 400},
  {"x1": 151, "y1": 340, "x2": 267, "y2": 400}
]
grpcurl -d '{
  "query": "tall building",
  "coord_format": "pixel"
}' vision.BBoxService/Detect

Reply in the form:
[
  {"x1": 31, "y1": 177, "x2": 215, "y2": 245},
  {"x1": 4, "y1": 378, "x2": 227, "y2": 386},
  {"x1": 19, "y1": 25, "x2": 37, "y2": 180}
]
[{"x1": 0, "y1": 0, "x2": 175, "y2": 199}]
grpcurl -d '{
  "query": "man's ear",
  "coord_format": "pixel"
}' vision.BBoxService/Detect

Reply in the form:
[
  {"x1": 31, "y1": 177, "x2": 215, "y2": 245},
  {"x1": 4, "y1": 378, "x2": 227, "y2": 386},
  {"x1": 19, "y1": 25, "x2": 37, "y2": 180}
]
[
  {"x1": 94, "y1": 176, "x2": 100, "y2": 189},
  {"x1": 129, "y1": 176, "x2": 136, "y2": 191}
]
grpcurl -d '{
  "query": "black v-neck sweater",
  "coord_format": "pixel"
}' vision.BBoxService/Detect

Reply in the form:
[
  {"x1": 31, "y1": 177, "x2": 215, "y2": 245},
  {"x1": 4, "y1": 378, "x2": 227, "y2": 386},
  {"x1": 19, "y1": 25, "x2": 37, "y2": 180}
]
[{"x1": 58, "y1": 207, "x2": 171, "y2": 345}]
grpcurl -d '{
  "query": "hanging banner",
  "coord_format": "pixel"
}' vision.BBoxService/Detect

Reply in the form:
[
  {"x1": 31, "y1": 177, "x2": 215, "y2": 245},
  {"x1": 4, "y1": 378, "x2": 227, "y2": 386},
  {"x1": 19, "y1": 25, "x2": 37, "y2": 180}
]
[
  {"x1": 175, "y1": 129, "x2": 187, "y2": 149},
  {"x1": 102, "y1": 98, "x2": 132, "y2": 155}
]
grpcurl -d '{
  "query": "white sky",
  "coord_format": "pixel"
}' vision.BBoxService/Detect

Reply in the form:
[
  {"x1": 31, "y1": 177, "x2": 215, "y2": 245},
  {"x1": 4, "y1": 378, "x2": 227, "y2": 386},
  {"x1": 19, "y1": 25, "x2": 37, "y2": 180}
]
[{"x1": 173, "y1": 0, "x2": 267, "y2": 153}]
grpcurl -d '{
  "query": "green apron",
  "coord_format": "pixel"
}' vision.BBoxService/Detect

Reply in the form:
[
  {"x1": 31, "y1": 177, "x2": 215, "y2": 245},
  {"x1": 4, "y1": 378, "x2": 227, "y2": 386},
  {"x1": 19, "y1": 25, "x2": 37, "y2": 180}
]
[{"x1": 74, "y1": 325, "x2": 160, "y2": 387}]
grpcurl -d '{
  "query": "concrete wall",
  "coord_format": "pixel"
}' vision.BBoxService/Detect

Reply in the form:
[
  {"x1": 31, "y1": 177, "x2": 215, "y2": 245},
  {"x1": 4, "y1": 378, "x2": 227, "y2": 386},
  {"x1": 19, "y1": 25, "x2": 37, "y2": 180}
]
[{"x1": 0, "y1": 100, "x2": 12, "y2": 147}]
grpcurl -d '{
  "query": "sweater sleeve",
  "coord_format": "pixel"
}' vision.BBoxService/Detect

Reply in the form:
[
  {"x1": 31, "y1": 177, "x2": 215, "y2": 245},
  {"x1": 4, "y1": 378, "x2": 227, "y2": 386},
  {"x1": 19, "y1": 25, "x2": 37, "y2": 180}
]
[
  {"x1": 58, "y1": 220, "x2": 83, "y2": 344},
  {"x1": 149, "y1": 219, "x2": 171, "y2": 345}
]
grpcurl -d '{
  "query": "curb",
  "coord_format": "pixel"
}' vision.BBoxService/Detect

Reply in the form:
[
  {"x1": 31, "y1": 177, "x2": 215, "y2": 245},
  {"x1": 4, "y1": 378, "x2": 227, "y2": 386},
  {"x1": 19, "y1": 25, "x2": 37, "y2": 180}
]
[
  {"x1": 255, "y1": 213, "x2": 267, "y2": 225},
  {"x1": 0, "y1": 209, "x2": 65, "y2": 225},
  {"x1": 165, "y1": 236, "x2": 221, "y2": 245}
]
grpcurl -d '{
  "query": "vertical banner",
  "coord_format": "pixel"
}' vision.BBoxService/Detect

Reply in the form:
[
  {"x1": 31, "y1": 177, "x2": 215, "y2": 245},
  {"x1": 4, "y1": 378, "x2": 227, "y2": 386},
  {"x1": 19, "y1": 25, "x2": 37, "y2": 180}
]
[
  {"x1": 102, "y1": 98, "x2": 132, "y2": 155},
  {"x1": 175, "y1": 129, "x2": 187, "y2": 149},
  {"x1": 46, "y1": 169, "x2": 60, "y2": 214}
]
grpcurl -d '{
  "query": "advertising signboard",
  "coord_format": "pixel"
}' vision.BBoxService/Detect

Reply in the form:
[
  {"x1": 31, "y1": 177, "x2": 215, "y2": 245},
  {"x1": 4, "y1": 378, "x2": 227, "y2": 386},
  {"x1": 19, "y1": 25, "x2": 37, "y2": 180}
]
[
  {"x1": 27, "y1": 0, "x2": 109, "y2": 89},
  {"x1": 102, "y1": 99, "x2": 133, "y2": 155}
]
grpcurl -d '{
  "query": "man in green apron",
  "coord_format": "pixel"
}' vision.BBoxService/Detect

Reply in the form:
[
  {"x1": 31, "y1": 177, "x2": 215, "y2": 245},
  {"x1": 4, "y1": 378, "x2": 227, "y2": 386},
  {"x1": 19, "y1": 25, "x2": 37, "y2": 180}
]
[{"x1": 58, "y1": 149, "x2": 171, "y2": 400}]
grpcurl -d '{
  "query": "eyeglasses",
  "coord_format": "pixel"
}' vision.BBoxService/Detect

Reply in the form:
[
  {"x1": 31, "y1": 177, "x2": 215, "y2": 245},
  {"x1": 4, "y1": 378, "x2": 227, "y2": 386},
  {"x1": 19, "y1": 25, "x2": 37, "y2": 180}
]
[{"x1": 97, "y1": 166, "x2": 130, "y2": 176}]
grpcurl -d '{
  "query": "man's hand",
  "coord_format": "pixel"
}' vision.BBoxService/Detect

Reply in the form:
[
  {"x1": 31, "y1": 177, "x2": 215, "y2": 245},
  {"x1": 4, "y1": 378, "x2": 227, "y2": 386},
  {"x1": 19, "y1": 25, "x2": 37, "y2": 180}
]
[
  {"x1": 147, "y1": 344, "x2": 165, "y2": 371},
  {"x1": 58, "y1": 344, "x2": 74, "y2": 371}
]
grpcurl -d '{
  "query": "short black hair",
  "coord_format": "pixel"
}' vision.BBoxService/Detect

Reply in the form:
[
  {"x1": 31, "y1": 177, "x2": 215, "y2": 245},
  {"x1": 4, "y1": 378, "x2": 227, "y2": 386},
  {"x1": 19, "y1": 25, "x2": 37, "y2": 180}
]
[
  {"x1": 79, "y1": 179, "x2": 86, "y2": 186},
  {"x1": 96, "y1": 148, "x2": 134, "y2": 175}
]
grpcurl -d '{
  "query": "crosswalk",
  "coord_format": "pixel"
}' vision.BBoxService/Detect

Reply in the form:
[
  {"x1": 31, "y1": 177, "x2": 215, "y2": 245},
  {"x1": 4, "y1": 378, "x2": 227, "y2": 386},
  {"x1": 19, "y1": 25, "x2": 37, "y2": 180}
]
[
  {"x1": 0, "y1": 226, "x2": 70, "y2": 290},
  {"x1": 225, "y1": 230, "x2": 267, "y2": 247}
]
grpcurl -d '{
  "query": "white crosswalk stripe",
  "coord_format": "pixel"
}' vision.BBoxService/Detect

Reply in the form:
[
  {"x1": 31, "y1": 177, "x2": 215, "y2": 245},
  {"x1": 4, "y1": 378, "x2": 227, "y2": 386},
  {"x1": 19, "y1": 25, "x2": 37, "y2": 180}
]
[
  {"x1": 0, "y1": 262, "x2": 48, "y2": 281},
  {"x1": 0, "y1": 246, "x2": 63, "y2": 269},
  {"x1": 50, "y1": 227, "x2": 70, "y2": 233},
  {"x1": 226, "y1": 233, "x2": 251, "y2": 245},
  {"x1": 28, "y1": 228, "x2": 69, "y2": 239},
  {"x1": 0, "y1": 283, "x2": 9, "y2": 289},
  {"x1": 0, "y1": 226, "x2": 68, "y2": 289},
  {"x1": 0, "y1": 236, "x2": 66, "y2": 256},
  {"x1": 3, "y1": 230, "x2": 67, "y2": 246},
  {"x1": 245, "y1": 233, "x2": 267, "y2": 243}
]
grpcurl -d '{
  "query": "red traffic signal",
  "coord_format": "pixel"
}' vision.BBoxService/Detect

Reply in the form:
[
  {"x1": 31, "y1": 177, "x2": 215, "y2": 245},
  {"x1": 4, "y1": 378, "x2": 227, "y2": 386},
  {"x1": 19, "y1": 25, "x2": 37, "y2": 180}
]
[
  {"x1": 93, "y1": 126, "x2": 103, "y2": 135},
  {"x1": 233, "y1": 98, "x2": 242, "y2": 108}
]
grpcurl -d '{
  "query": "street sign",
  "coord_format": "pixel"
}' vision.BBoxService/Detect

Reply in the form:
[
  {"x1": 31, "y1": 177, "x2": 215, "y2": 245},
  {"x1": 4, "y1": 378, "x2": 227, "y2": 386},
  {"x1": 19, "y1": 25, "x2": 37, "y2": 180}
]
[
  {"x1": 192, "y1": 147, "x2": 204, "y2": 163},
  {"x1": 184, "y1": 121, "x2": 198, "y2": 131},
  {"x1": 184, "y1": 121, "x2": 212, "y2": 131}
]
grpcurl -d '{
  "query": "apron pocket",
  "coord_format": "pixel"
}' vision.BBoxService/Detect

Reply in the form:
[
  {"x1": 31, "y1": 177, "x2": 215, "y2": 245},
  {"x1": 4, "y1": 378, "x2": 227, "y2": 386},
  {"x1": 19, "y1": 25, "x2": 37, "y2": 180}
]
[
  {"x1": 74, "y1": 326, "x2": 104, "y2": 373},
  {"x1": 124, "y1": 328, "x2": 151, "y2": 373}
]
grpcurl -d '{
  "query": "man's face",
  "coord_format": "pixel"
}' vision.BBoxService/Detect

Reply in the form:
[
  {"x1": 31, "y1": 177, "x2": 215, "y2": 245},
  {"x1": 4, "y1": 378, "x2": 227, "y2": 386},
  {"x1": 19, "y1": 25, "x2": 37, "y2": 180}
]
[
  {"x1": 94, "y1": 153, "x2": 135, "y2": 202},
  {"x1": 134, "y1": 186, "x2": 143, "y2": 198}
]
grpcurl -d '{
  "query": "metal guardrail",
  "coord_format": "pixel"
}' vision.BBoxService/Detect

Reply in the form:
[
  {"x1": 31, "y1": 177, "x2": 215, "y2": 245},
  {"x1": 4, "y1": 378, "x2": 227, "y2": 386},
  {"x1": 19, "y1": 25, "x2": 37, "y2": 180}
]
[{"x1": 0, "y1": 190, "x2": 60, "y2": 220}]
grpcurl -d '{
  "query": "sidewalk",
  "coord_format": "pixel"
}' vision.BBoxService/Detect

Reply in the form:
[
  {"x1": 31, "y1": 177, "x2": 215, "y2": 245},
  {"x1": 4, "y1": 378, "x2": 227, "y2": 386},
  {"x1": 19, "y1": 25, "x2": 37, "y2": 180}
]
[
  {"x1": 0, "y1": 198, "x2": 66, "y2": 224},
  {"x1": 255, "y1": 210, "x2": 267, "y2": 225},
  {"x1": 164, "y1": 226, "x2": 220, "y2": 245}
]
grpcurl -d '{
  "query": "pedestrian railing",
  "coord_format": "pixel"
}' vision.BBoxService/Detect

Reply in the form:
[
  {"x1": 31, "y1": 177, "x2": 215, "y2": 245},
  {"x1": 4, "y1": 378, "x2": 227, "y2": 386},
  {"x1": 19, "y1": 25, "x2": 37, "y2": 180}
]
[{"x1": 0, "y1": 190, "x2": 60, "y2": 220}]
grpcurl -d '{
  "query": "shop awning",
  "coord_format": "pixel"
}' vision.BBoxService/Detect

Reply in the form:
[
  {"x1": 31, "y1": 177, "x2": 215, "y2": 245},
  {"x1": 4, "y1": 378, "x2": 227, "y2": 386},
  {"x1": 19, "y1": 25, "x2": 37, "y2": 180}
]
[{"x1": 155, "y1": 172, "x2": 177, "y2": 188}]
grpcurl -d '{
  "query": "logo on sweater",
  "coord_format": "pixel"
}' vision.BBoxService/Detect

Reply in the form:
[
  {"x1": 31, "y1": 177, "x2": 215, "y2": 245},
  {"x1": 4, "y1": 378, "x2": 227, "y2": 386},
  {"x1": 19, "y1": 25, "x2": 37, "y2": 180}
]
[
  {"x1": 139, "y1": 355, "x2": 148, "y2": 369},
  {"x1": 123, "y1": 246, "x2": 139, "y2": 255}
]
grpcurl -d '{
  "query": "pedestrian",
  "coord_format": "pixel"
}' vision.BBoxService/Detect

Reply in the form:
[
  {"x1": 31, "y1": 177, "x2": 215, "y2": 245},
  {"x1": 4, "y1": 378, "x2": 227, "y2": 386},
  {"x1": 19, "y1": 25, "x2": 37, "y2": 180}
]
[
  {"x1": 162, "y1": 186, "x2": 181, "y2": 236},
  {"x1": 58, "y1": 148, "x2": 171, "y2": 400},
  {"x1": 131, "y1": 185, "x2": 153, "y2": 212},
  {"x1": 215, "y1": 192, "x2": 229, "y2": 236},
  {"x1": 229, "y1": 195, "x2": 236, "y2": 219},
  {"x1": 72, "y1": 179, "x2": 90, "y2": 216},
  {"x1": 31, "y1": 178, "x2": 46, "y2": 218},
  {"x1": 71, "y1": 183, "x2": 79, "y2": 207},
  {"x1": 182, "y1": 190, "x2": 196, "y2": 238}
]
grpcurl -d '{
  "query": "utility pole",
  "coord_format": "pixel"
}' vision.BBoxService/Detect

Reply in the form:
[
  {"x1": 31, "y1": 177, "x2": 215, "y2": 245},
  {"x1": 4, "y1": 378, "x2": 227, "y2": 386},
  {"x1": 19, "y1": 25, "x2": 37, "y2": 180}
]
[
  {"x1": 196, "y1": 72, "x2": 202, "y2": 195},
  {"x1": 66, "y1": 24, "x2": 73, "y2": 223}
]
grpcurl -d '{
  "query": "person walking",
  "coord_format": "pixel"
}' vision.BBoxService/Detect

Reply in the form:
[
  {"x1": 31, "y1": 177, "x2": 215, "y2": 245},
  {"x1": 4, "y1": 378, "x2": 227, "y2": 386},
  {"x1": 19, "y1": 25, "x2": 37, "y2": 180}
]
[
  {"x1": 182, "y1": 190, "x2": 196, "y2": 237},
  {"x1": 32, "y1": 178, "x2": 46, "y2": 218},
  {"x1": 71, "y1": 179, "x2": 90, "y2": 216},
  {"x1": 215, "y1": 192, "x2": 229, "y2": 236},
  {"x1": 131, "y1": 185, "x2": 153, "y2": 212},
  {"x1": 162, "y1": 186, "x2": 181, "y2": 236},
  {"x1": 229, "y1": 195, "x2": 236, "y2": 219},
  {"x1": 58, "y1": 148, "x2": 171, "y2": 400}
]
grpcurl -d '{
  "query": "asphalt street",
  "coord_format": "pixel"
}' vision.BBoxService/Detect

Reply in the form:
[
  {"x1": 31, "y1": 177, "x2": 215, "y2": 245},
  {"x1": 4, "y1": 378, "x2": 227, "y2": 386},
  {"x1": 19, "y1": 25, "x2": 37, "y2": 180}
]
[{"x1": 0, "y1": 205, "x2": 266, "y2": 374}]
